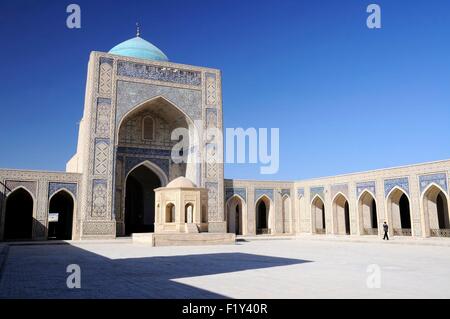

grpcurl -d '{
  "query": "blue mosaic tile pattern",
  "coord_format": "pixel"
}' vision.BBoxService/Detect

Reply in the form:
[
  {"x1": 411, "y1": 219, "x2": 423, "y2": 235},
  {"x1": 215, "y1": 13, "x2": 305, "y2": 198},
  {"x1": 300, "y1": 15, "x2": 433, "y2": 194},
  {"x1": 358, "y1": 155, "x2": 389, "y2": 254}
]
[
  {"x1": 310, "y1": 187, "x2": 324, "y2": 200},
  {"x1": 281, "y1": 189, "x2": 291, "y2": 197},
  {"x1": 331, "y1": 183, "x2": 348, "y2": 199},
  {"x1": 255, "y1": 189, "x2": 274, "y2": 202},
  {"x1": 116, "y1": 81, "x2": 202, "y2": 127},
  {"x1": 356, "y1": 181, "x2": 376, "y2": 198},
  {"x1": 48, "y1": 183, "x2": 78, "y2": 198},
  {"x1": 117, "y1": 61, "x2": 201, "y2": 86},
  {"x1": 225, "y1": 188, "x2": 247, "y2": 202},
  {"x1": 296, "y1": 188, "x2": 305, "y2": 198},
  {"x1": 419, "y1": 173, "x2": 448, "y2": 193},
  {"x1": 100, "y1": 57, "x2": 113, "y2": 66},
  {"x1": 117, "y1": 147, "x2": 171, "y2": 157},
  {"x1": 97, "y1": 97, "x2": 111, "y2": 106},
  {"x1": 384, "y1": 178, "x2": 409, "y2": 197}
]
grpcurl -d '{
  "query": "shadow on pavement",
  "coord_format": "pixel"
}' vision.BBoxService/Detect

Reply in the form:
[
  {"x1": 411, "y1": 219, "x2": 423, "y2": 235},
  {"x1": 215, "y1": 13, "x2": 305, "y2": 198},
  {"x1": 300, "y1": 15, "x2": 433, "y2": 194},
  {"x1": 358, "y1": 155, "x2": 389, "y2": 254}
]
[{"x1": 0, "y1": 243, "x2": 312, "y2": 299}]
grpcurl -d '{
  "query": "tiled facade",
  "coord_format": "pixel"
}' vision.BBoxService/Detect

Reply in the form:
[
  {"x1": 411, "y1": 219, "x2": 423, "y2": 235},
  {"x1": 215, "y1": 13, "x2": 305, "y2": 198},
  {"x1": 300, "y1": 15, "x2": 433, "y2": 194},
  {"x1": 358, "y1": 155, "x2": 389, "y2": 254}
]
[{"x1": 0, "y1": 47, "x2": 449, "y2": 241}]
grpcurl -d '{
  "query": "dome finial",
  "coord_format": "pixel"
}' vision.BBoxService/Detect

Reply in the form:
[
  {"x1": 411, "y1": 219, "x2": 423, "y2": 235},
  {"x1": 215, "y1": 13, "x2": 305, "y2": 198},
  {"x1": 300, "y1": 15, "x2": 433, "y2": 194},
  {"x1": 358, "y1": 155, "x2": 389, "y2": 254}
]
[{"x1": 136, "y1": 22, "x2": 140, "y2": 37}]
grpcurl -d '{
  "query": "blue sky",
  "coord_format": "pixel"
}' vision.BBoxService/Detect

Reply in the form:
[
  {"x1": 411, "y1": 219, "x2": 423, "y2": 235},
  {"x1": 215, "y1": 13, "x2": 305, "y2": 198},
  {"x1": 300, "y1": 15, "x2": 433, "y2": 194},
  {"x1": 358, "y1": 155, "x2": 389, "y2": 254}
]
[{"x1": 0, "y1": 0, "x2": 449, "y2": 180}]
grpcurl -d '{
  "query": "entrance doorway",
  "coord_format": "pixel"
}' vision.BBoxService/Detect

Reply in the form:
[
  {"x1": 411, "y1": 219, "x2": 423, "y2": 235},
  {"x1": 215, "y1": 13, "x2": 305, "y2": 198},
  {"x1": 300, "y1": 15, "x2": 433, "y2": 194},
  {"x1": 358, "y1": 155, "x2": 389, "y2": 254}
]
[{"x1": 125, "y1": 165, "x2": 162, "y2": 235}]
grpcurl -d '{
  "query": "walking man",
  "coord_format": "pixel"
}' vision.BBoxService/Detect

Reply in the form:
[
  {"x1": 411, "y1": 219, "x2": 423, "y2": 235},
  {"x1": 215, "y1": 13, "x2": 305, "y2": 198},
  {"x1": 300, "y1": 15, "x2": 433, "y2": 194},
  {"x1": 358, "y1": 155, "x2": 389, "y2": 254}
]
[{"x1": 383, "y1": 221, "x2": 389, "y2": 240}]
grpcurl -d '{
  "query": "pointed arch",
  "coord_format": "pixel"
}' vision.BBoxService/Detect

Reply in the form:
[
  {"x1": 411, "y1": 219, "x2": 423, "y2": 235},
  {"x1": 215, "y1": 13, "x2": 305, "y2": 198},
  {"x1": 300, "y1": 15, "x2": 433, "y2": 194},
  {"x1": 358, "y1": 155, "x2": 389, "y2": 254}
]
[
  {"x1": 123, "y1": 162, "x2": 163, "y2": 235},
  {"x1": 4, "y1": 187, "x2": 34, "y2": 240},
  {"x1": 358, "y1": 190, "x2": 378, "y2": 235},
  {"x1": 6, "y1": 186, "x2": 36, "y2": 202},
  {"x1": 226, "y1": 194, "x2": 246, "y2": 235},
  {"x1": 185, "y1": 202, "x2": 194, "y2": 223},
  {"x1": 311, "y1": 195, "x2": 326, "y2": 234},
  {"x1": 386, "y1": 186, "x2": 412, "y2": 236},
  {"x1": 125, "y1": 160, "x2": 169, "y2": 187},
  {"x1": 255, "y1": 195, "x2": 272, "y2": 235},
  {"x1": 116, "y1": 95, "x2": 198, "y2": 138},
  {"x1": 421, "y1": 183, "x2": 450, "y2": 237},
  {"x1": 332, "y1": 192, "x2": 350, "y2": 235},
  {"x1": 48, "y1": 189, "x2": 75, "y2": 240}
]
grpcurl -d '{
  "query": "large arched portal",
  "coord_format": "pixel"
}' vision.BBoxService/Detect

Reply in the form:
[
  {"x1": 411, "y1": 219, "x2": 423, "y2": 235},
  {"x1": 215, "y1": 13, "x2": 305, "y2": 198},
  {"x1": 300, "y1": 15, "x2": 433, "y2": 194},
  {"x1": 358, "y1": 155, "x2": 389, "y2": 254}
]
[
  {"x1": 423, "y1": 185, "x2": 450, "y2": 237},
  {"x1": 256, "y1": 196, "x2": 271, "y2": 234},
  {"x1": 332, "y1": 194, "x2": 350, "y2": 235},
  {"x1": 116, "y1": 97, "x2": 199, "y2": 236},
  {"x1": 4, "y1": 188, "x2": 34, "y2": 240},
  {"x1": 227, "y1": 196, "x2": 244, "y2": 235},
  {"x1": 48, "y1": 191, "x2": 74, "y2": 240},
  {"x1": 312, "y1": 196, "x2": 326, "y2": 234},
  {"x1": 387, "y1": 188, "x2": 412, "y2": 236},
  {"x1": 124, "y1": 165, "x2": 162, "y2": 235},
  {"x1": 358, "y1": 191, "x2": 378, "y2": 235}
]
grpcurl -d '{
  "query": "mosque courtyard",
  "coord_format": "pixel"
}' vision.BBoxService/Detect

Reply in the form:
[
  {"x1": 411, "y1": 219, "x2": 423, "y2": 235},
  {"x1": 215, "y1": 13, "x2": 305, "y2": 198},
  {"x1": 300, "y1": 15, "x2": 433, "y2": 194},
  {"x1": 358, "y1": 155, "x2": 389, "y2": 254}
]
[{"x1": 0, "y1": 237, "x2": 449, "y2": 299}]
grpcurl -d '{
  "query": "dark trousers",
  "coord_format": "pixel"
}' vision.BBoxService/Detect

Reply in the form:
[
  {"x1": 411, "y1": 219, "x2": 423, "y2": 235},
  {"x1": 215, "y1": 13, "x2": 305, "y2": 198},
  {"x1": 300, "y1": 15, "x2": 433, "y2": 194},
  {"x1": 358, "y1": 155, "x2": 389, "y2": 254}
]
[{"x1": 383, "y1": 231, "x2": 389, "y2": 240}]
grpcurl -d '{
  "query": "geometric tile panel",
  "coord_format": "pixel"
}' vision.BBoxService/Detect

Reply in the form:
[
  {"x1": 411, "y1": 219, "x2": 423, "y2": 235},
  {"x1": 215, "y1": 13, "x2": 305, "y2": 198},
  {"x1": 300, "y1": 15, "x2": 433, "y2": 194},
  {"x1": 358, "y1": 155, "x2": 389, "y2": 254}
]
[
  {"x1": 310, "y1": 186, "x2": 324, "y2": 200},
  {"x1": 331, "y1": 183, "x2": 348, "y2": 200},
  {"x1": 117, "y1": 147, "x2": 171, "y2": 157},
  {"x1": 419, "y1": 173, "x2": 448, "y2": 194},
  {"x1": 98, "y1": 58, "x2": 113, "y2": 95},
  {"x1": 48, "y1": 182, "x2": 78, "y2": 198},
  {"x1": 356, "y1": 181, "x2": 376, "y2": 198},
  {"x1": 94, "y1": 138, "x2": 110, "y2": 175},
  {"x1": 205, "y1": 73, "x2": 217, "y2": 106},
  {"x1": 281, "y1": 189, "x2": 291, "y2": 197},
  {"x1": 4, "y1": 180, "x2": 37, "y2": 198},
  {"x1": 92, "y1": 179, "x2": 107, "y2": 217},
  {"x1": 205, "y1": 182, "x2": 219, "y2": 220},
  {"x1": 96, "y1": 100, "x2": 111, "y2": 137},
  {"x1": 296, "y1": 188, "x2": 305, "y2": 198},
  {"x1": 255, "y1": 189, "x2": 274, "y2": 202},
  {"x1": 384, "y1": 177, "x2": 409, "y2": 197},
  {"x1": 225, "y1": 187, "x2": 247, "y2": 202},
  {"x1": 117, "y1": 61, "x2": 202, "y2": 86}
]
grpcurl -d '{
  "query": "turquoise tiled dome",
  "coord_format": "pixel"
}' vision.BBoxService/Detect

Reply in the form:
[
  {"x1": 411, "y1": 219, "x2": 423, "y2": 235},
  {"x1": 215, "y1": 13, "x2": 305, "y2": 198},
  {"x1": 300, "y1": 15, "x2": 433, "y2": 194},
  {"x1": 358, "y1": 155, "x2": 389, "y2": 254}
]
[{"x1": 109, "y1": 36, "x2": 169, "y2": 62}]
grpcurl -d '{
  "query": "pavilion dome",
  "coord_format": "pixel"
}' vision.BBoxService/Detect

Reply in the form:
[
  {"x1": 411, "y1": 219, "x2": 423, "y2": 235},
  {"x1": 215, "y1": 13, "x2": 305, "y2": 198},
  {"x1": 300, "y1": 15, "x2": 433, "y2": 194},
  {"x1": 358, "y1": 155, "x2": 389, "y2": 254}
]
[
  {"x1": 166, "y1": 177, "x2": 197, "y2": 188},
  {"x1": 109, "y1": 35, "x2": 169, "y2": 62}
]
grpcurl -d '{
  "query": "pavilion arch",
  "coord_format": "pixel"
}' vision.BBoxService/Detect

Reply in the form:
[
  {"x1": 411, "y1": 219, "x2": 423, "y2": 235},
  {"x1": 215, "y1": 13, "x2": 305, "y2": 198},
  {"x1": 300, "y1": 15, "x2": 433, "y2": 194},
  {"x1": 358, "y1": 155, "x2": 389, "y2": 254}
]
[
  {"x1": 357, "y1": 190, "x2": 378, "y2": 235},
  {"x1": 282, "y1": 195, "x2": 292, "y2": 234},
  {"x1": 311, "y1": 195, "x2": 326, "y2": 234},
  {"x1": 4, "y1": 186, "x2": 35, "y2": 240},
  {"x1": 421, "y1": 183, "x2": 450, "y2": 237},
  {"x1": 386, "y1": 186, "x2": 412, "y2": 236},
  {"x1": 165, "y1": 203, "x2": 175, "y2": 223},
  {"x1": 226, "y1": 195, "x2": 246, "y2": 235},
  {"x1": 185, "y1": 203, "x2": 194, "y2": 223},
  {"x1": 48, "y1": 189, "x2": 76, "y2": 240},
  {"x1": 255, "y1": 195, "x2": 273, "y2": 235},
  {"x1": 332, "y1": 192, "x2": 351, "y2": 235}
]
